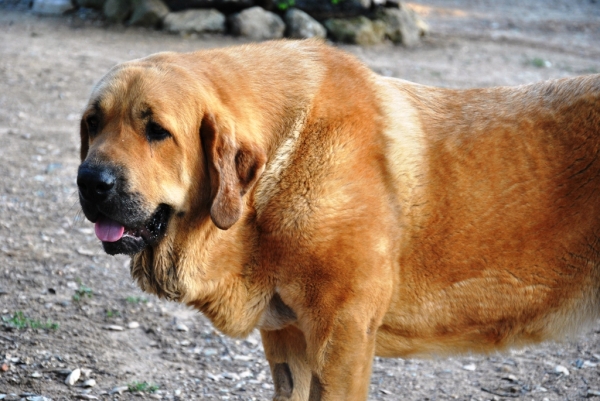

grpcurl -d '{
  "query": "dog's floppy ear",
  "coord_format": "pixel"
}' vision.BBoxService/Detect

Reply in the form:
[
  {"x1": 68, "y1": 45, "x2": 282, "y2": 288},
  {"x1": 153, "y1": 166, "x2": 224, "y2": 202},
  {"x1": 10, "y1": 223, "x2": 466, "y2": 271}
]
[
  {"x1": 80, "y1": 117, "x2": 89, "y2": 161},
  {"x1": 201, "y1": 112, "x2": 266, "y2": 230}
]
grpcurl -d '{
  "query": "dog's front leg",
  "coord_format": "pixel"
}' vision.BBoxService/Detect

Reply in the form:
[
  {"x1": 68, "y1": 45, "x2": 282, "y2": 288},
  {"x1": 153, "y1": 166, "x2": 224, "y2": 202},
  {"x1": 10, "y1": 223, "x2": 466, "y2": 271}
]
[
  {"x1": 302, "y1": 308, "x2": 381, "y2": 401},
  {"x1": 261, "y1": 326, "x2": 312, "y2": 401}
]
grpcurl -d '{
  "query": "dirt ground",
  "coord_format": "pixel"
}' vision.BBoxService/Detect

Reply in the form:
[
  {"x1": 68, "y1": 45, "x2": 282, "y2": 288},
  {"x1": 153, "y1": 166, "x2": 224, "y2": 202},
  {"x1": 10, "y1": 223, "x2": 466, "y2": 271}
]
[{"x1": 1, "y1": 0, "x2": 600, "y2": 400}]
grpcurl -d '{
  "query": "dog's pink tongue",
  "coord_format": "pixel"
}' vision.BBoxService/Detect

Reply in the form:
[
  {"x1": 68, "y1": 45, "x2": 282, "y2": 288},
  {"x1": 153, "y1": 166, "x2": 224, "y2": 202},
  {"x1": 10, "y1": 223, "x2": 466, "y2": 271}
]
[{"x1": 95, "y1": 218, "x2": 125, "y2": 242}]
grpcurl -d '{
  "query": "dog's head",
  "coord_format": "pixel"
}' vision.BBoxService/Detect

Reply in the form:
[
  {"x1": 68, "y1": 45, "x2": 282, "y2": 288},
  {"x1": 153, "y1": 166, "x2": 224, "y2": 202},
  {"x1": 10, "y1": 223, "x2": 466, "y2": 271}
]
[{"x1": 77, "y1": 53, "x2": 266, "y2": 256}]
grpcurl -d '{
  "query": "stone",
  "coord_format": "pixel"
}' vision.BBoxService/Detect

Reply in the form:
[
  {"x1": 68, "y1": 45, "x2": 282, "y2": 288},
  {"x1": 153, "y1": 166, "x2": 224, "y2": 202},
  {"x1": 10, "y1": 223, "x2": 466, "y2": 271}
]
[
  {"x1": 76, "y1": 0, "x2": 106, "y2": 10},
  {"x1": 175, "y1": 323, "x2": 189, "y2": 332},
  {"x1": 462, "y1": 363, "x2": 476, "y2": 371},
  {"x1": 129, "y1": 0, "x2": 169, "y2": 27},
  {"x1": 285, "y1": 8, "x2": 326, "y2": 39},
  {"x1": 229, "y1": 6, "x2": 285, "y2": 41},
  {"x1": 127, "y1": 321, "x2": 140, "y2": 329},
  {"x1": 163, "y1": 9, "x2": 226, "y2": 34},
  {"x1": 324, "y1": 16, "x2": 386, "y2": 46},
  {"x1": 103, "y1": 0, "x2": 132, "y2": 24},
  {"x1": 103, "y1": 324, "x2": 124, "y2": 331},
  {"x1": 376, "y1": 4, "x2": 424, "y2": 47},
  {"x1": 82, "y1": 378, "x2": 96, "y2": 387},
  {"x1": 554, "y1": 365, "x2": 569, "y2": 375},
  {"x1": 65, "y1": 368, "x2": 81, "y2": 386},
  {"x1": 32, "y1": 0, "x2": 74, "y2": 14}
]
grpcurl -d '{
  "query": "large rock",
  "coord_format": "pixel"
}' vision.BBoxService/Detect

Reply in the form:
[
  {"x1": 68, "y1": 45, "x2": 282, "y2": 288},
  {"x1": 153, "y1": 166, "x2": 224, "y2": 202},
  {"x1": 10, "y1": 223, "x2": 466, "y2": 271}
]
[
  {"x1": 103, "y1": 0, "x2": 132, "y2": 23},
  {"x1": 163, "y1": 9, "x2": 226, "y2": 33},
  {"x1": 324, "y1": 16, "x2": 385, "y2": 46},
  {"x1": 164, "y1": 0, "x2": 253, "y2": 12},
  {"x1": 285, "y1": 8, "x2": 326, "y2": 39},
  {"x1": 230, "y1": 6, "x2": 285, "y2": 40},
  {"x1": 32, "y1": 0, "x2": 74, "y2": 14},
  {"x1": 286, "y1": 0, "x2": 371, "y2": 19},
  {"x1": 76, "y1": 0, "x2": 106, "y2": 10},
  {"x1": 376, "y1": 3, "x2": 426, "y2": 47},
  {"x1": 129, "y1": 0, "x2": 169, "y2": 26}
]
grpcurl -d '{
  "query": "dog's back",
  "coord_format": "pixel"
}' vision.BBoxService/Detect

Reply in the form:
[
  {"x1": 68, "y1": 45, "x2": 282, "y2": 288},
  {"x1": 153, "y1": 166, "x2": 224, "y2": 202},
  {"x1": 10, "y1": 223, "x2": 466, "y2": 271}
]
[{"x1": 375, "y1": 74, "x2": 600, "y2": 357}]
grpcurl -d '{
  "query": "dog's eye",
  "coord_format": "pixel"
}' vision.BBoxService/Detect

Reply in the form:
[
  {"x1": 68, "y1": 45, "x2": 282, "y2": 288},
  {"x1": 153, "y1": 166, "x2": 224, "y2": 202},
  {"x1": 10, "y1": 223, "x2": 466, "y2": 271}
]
[
  {"x1": 146, "y1": 121, "x2": 172, "y2": 142},
  {"x1": 86, "y1": 115, "x2": 99, "y2": 136}
]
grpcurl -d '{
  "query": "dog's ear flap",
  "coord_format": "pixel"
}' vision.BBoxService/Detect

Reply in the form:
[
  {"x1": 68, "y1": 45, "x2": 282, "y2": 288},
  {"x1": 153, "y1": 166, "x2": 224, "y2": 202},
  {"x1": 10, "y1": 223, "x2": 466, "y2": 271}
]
[
  {"x1": 80, "y1": 117, "x2": 89, "y2": 161},
  {"x1": 201, "y1": 112, "x2": 266, "y2": 230}
]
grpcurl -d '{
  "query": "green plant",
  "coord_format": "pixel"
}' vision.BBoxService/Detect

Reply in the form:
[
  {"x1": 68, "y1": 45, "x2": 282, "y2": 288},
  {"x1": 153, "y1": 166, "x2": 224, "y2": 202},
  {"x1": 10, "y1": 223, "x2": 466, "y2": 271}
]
[
  {"x1": 530, "y1": 57, "x2": 548, "y2": 68},
  {"x1": 275, "y1": 0, "x2": 295, "y2": 10},
  {"x1": 128, "y1": 381, "x2": 159, "y2": 393},
  {"x1": 73, "y1": 283, "x2": 93, "y2": 301},
  {"x1": 2, "y1": 311, "x2": 58, "y2": 330},
  {"x1": 105, "y1": 309, "x2": 120, "y2": 318},
  {"x1": 126, "y1": 296, "x2": 148, "y2": 304}
]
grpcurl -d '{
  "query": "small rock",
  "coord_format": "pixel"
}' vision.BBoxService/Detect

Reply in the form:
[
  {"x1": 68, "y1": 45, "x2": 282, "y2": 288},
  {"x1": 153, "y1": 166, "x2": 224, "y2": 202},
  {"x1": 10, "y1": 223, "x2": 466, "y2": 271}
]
[
  {"x1": 554, "y1": 365, "x2": 570, "y2": 375},
  {"x1": 462, "y1": 363, "x2": 477, "y2": 371},
  {"x1": 229, "y1": 6, "x2": 285, "y2": 41},
  {"x1": 26, "y1": 397, "x2": 52, "y2": 401},
  {"x1": 175, "y1": 323, "x2": 189, "y2": 332},
  {"x1": 588, "y1": 389, "x2": 600, "y2": 397},
  {"x1": 82, "y1": 378, "x2": 96, "y2": 387},
  {"x1": 65, "y1": 368, "x2": 81, "y2": 386},
  {"x1": 129, "y1": 0, "x2": 169, "y2": 27},
  {"x1": 222, "y1": 372, "x2": 240, "y2": 380},
  {"x1": 285, "y1": 8, "x2": 326, "y2": 39},
  {"x1": 1, "y1": 363, "x2": 9, "y2": 372},
  {"x1": 75, "y1": 395, "x2": 99, "y2": 400},
  {"x1": 29, "y1": 372, "x2": 43, "y2": 378},
  {"x1": 80, "y1": 368, "x2": 92, "y2": 377},
  {"x1": 376, "y1": 4, "x2": 423, "y2": 47},
  {"x1": 502, "y1": 374, "x2": 519, "y2": 382},
  {"x1": 202, "y1": 348, "x2": 218, "y2": 356},
  {"x1": 163, "y1": 9, "x2": 226, "y2": 34},
  {"x1": 584, "y1": 360, "x2": 598, "y2": 368},
  {"x1": 324, "y1": 16, "x2": 386, "y2": 46},
  {"x1": 380, "y1": 389, "x2": 392, "y2": 395},
  {"x1": 206, "y1": 372, "x2": 221, "y2": 381},
  {"x1": 32, "y1": 0, "x2": 73, "y2": 14},
  {"x1": 127, "y1": 321, "x2": 140, "y2": 329},
  {"x1": 109, "y1": 386, "x2": 129, "y2": 394},
  {"x1": 104, "y1": 325, "x2": 124, "y2": 331}
]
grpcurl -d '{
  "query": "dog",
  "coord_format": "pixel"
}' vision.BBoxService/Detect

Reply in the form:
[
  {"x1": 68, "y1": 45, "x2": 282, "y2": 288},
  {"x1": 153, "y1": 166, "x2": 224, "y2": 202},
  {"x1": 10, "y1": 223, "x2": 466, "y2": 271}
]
[{"x1": 77, "y1": 40, "x2": 600, "y2": 400}]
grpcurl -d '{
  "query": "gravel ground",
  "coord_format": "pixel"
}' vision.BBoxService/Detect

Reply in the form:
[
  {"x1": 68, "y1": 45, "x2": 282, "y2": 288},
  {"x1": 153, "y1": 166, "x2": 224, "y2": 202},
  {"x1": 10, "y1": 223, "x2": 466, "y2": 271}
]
[{"x1": 0, "y1": 1, "x2": 599, "y2": 400}]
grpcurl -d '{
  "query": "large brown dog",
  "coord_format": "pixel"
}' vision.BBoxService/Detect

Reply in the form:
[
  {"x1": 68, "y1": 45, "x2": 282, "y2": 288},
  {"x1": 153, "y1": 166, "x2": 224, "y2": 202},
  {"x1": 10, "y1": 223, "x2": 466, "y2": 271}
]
[{"x1": 77, "y1": 40, "x2": 600, "y2": 400}]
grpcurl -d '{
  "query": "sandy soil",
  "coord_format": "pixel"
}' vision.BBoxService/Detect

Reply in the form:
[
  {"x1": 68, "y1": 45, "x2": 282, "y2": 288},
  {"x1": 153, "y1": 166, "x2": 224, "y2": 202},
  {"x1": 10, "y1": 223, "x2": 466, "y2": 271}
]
[{"x1": 0, "y1": 0, "x2": 600, "y2": 400}]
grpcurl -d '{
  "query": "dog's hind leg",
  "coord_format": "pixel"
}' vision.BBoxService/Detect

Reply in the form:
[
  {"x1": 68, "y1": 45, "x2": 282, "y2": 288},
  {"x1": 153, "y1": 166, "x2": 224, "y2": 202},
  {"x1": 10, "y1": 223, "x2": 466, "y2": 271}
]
[{"x1": 261, "y1": 326, "x2": 312, "y2": 401}]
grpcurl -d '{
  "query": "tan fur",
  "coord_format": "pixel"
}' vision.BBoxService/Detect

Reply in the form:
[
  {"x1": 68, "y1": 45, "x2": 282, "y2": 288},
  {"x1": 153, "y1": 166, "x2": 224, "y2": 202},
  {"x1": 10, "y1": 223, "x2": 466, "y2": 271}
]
[{"x1": 79, "y1": 40, "x2": 600, "y2": 400}]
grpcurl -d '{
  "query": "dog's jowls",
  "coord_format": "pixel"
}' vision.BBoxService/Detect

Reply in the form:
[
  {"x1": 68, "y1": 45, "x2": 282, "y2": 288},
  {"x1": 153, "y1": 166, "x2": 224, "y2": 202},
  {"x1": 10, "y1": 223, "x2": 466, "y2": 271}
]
[{"x1": 77, "y1": 40, "x2": 600, "y2": 400}]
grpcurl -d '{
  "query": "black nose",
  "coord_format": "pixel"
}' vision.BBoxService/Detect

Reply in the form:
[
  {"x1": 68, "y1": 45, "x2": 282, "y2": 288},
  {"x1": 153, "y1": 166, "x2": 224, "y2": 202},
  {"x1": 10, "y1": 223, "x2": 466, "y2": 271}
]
[{"x1": 77, "y1": 164, "x2": 116, "y2": 203}]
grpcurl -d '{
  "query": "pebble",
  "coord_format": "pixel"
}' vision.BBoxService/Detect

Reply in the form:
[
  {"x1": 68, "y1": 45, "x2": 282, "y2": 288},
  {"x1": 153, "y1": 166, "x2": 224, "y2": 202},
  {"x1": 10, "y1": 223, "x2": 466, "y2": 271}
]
[
  {"x1": 462, "y1": 363, "x2": 477, "y2": 371},
  {"x1": 221, "y1": 372, "x2": 240, "y2": 380},
  {"x1": 202, "y1": 348, "x2": 218, "y2": 356},
  {"x1": 26, "y1": 397, "x2": 51, "y2": 401},
  {"x1": 103, "y1": 325, "x2": 124, "y2": 331},
  {"x1": 65, "y1": 368, "x2": 81, "y2": 386},
  {"x1": 588, "y1": 390, "x2": 600, "y2": 397},
  {"x1": 554, "y1": 365, "x2": 570, "y2": 375},
  {"x1": 29, "y1": 372, "x2": 42, "y2": 378},
  {"x1": 80, "y1": 368, "x2": 92, "y2": 377},
  {"x1": 175, "y1": 323, "x2": 189, "y2": 332},
  {"x1": 127, "y1": 321, "x2": 140, "y2": 329},
  {"x1": 75, "y1": 395, "x2": 98, "y2": 400},
  {"x1": 82, "y1": 379, "x2": 96, "y2": 387},
  {"x1": 1, "y1": 363, "x2": 9, "y2": 372},
  {"x1": 109, "y1": 386, "x2": 129, "y2": 395},
  {"x1": 206, "y1": 372, "x2": 221, "y2": 381}
]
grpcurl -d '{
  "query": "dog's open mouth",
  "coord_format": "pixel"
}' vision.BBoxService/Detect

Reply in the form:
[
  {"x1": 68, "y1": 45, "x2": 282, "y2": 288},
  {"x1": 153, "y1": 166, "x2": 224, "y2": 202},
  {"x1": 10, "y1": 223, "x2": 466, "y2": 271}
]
[{"x1": 95, "y1": 204, "x2": 172, "y2": 255}]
